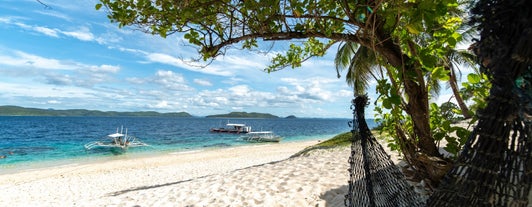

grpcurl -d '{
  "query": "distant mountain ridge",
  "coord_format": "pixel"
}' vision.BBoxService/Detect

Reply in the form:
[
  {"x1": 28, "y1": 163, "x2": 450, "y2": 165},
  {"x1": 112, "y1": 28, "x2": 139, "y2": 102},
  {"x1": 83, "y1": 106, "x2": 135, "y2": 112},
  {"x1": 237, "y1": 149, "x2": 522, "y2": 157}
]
[
  {"x1": 206, "y1": 112, "x2": 279, "y2": 118},
  {"x1": 0, "y1": 105, "x2": 192, "y2": 117}
]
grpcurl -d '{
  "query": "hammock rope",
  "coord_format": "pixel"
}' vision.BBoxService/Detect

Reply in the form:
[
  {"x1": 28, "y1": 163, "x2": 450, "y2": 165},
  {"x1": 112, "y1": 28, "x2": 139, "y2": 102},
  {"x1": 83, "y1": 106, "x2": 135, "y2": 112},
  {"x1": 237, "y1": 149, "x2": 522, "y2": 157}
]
[{"x1": 344, "y1": 95, "x2": 424, "y2": 207}]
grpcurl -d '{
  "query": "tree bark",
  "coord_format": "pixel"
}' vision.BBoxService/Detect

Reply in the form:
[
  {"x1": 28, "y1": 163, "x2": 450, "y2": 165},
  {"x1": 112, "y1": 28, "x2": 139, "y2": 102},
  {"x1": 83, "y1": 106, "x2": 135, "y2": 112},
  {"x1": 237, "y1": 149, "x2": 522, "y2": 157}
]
[
  {"x1": 375, "y1": 34, "x2": 441, "y2": 157},
  {"x1": 403, "y1": 69, "x2": 440, "y2": 156},
  {"x1": 449, "y1": 68, "x2": 472, "y2": 118}
]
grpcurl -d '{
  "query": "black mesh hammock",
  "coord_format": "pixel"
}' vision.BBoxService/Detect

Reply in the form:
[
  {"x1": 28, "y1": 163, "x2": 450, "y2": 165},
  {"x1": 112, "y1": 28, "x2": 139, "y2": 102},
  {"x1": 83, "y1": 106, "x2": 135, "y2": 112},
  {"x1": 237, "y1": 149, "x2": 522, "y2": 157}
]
[
  {"x1": 344, "y1": 0, "x2": 531, "y2": 206},
  {"x1": 344, "y1": 95, "x2": 425, "y2": 207},
  {"x1": 427, "y1": 0, "x2": 532, "y2": 206}
]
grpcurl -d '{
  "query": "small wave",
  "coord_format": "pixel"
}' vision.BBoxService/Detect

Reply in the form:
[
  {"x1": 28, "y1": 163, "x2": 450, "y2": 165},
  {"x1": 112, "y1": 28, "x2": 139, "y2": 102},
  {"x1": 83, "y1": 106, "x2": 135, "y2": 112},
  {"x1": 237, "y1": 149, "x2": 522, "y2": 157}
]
[
  {"x1": 169, "y1": 150, "x2": 204, "y2": 155},
  {"x1": 202, "y1": 142, "x2": 232, "y2": 148}
]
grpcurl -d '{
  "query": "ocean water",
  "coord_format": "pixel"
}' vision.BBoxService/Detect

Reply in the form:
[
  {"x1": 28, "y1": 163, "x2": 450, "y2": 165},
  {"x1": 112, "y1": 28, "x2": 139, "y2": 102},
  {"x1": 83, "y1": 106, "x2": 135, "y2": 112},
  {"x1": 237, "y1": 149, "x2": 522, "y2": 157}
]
[{"x1": 0, "y1": 116, "x2": 376, "y2": 173}]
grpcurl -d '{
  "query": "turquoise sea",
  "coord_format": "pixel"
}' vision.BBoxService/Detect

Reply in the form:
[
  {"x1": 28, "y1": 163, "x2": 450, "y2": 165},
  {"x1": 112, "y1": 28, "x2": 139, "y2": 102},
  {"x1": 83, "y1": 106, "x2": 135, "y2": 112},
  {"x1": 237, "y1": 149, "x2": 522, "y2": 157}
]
[{"x1": 0, "y1": 116, "x2": 376, "y2": 174}]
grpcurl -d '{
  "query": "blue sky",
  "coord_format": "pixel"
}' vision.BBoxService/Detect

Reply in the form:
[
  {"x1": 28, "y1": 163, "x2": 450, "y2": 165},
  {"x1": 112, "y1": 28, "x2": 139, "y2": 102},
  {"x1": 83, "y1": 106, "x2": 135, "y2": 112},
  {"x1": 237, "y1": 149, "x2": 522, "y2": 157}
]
[{"x1": 0, "y1": 0, "x2": 462, "y2": 118}]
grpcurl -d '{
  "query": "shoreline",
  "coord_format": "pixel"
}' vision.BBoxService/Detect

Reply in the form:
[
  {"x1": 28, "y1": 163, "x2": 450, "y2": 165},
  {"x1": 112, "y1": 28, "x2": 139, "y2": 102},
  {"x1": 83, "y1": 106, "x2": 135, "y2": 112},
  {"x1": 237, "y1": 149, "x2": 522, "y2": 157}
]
[
  {"x1": 0, "y1": 139, "x2": 352, "y2": 206},
  {"x1": 0, "y1": 140, "x2": 322, "y2": 178},
  {"x1": 0, "y1": 137, "x2": 327, "y2": 176}
]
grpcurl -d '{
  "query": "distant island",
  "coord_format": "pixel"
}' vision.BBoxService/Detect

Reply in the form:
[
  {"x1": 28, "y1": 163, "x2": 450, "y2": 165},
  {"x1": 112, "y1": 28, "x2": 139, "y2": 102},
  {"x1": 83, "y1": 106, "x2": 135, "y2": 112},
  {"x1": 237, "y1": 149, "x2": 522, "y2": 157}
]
[
  {"x1": 206, "y1": 112, "x2": 279, "y2": 118},
  {"x1": 286, "y1": 115, "x2": 297, "y2": 119},
  {"x1": 0, "y1": 105, "x2": 192, "y2": 117}
]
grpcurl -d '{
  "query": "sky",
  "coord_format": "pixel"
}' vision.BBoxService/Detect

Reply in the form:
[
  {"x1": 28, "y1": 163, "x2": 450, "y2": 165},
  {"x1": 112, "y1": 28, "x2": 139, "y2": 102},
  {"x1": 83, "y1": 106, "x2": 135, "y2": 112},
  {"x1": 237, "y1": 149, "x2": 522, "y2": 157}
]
[{"x1": 0, "y1": 0, "x2": 462, "y2": 118}]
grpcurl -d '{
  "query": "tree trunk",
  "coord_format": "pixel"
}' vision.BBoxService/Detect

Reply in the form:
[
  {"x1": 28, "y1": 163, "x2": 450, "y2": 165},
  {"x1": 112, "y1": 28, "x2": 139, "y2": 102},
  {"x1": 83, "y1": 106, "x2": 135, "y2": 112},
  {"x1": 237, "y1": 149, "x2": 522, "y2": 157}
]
[
  {"x1": 403, "y1": 70, "x2": 440, "y2": 156},
  {"x1": 366, "y1": 18, "x2": 447, "y2": 184},
  {"x1": 377, "y1": 34, "x2": 451, "y2": 184},
  {"x1": 449, "y1": 69, "x2": 472, "y2": 118},
  {"x1": 375, "y1": 35, "x2": 441, "y2": 157}
]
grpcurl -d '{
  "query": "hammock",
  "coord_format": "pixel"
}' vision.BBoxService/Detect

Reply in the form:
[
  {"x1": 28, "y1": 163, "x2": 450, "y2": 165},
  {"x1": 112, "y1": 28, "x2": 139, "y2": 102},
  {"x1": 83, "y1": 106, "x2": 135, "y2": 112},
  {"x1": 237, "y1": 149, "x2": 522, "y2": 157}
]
[
  {"x1": 427, "y1": 0, "x2": 532, "y2": 205},
  {"x1": 344, "y1": 95, "x2": 425, "y2": 207},
  {"x1": 344, "y1": 1, "x2": 531, "y2": 206}
]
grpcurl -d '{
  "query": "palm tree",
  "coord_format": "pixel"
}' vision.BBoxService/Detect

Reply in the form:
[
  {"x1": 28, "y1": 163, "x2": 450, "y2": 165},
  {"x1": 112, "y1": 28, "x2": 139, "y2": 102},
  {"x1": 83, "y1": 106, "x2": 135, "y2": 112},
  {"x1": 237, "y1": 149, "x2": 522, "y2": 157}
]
[
  {"x1": 337, "y1": 40, "x2": 476, "y2": 119},
  {"x1": 334, "y1": 42, "x2": 380, "y2": 96},
  {"x1": 443, "y1": 49, "x2": 476, "y2": 118}
]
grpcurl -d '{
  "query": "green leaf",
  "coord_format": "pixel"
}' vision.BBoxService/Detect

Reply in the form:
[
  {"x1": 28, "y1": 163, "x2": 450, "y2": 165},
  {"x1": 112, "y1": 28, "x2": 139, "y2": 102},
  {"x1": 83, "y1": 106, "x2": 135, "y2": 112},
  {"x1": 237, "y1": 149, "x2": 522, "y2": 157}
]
[
  {"x1": 406, "y1": 24, "x2": 421, "y2": 35},
  {"x1": 95, "y1": 3, "x2": 103, "y2": 10},
  {"x1": 467, "y1": 73, "x2": 481, "y2": 83},
  {"x1": 447, "y1": 36, "x2": 457, "y2": 47},
  {"x1": 452, "y1": 32, "x2": 462, "y2": 42},
  {"x1": 420, "y1": 52, "x2": 436, "y2": 68},
  {"x1": 455, "y1": 128, "x2": 470, "y2": 143},
  {"x1": 383, "y1": 99, "x2": 392, "y2": 109},
  {"x1": 389, "y1": 94, "x2": 402, "y2": 105}
]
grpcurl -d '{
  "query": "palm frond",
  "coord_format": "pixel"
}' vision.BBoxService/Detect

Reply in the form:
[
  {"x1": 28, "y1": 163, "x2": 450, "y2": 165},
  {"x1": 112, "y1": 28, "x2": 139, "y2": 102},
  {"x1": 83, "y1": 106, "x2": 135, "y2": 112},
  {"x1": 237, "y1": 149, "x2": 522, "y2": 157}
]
[
  {"x1": 349, "y1": 46, "x2": 378, "y2": 95},
  {"x1": 335, "y1": 42, "x2": 359, "y2": 78}
]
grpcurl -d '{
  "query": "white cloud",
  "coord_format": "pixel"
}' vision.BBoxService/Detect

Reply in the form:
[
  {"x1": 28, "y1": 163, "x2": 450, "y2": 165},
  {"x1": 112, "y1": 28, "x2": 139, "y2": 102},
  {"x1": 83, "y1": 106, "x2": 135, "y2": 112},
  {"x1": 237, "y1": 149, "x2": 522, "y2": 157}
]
[
  {"x1": 193, "y1": 79, "x2": 212, "y2": 86},
  {"x1": 0, "y1": 50, "x2": 123, "y2": 75},
  {"x1": 61, "y1": 26, "x2": 94, "y2": 41},
  {"x1": 0, "y1": 82, "x2": 94, "y2": 98},
  {"x1": 337, "y1": 89, "x2": 354, "y2": 97},
  {"x1": 148, "y1": 100, "x2": 170, "y2": 109},
  {"x1": 276, "y1": 77, "x2": 341, "y2": 101},
  {"x1": 115, "y1": 46, "x2": 146, "y2": 54},
  {"x1": 276, "y1": 86, "x2": 289, "y2": 94},
  {"x1": 152, "y1": 70, "x2": 193, "y2": 91},
  {"x1": 146, "y1": 53, "x2": 233, "y2": 76},
  {"x1": 221, "y1": 77, "x2": 245, "y2": 85},
  {"x1": 33, "y1": 26, "x2": 59, "y2": 37},
  {"x1": 138, "y1": 90, "x2": 166, "y2": 98},
  {"x1": 0, "y1": 49, "x2": 124, "y2": 88},
  {"x1": 0, "y1": 17, "x2": 99, "y2": 42},
  {"x1": 0, "y1": 50, "x2": 76, "y2": 70},
  {"x1": 217, "y1": 54, "x2": 266, "y2": 69},
  {"x1": 0, "y1": 17, "x2": 11, "y2": 24},
  {"x1": 147, "y1": 53, "x2": 180, "y2": 65},
  {"x1": 184, "y1": 81, "x2": 349, "y2": 114},
  {"x1": 95, "y1": 31, "x2": 123, "y2": 45},
  {"x1": 88, "y1": 64, "x2": 120, "y2": 73},
  {"x1": 0, "y1": 18, "x2": 61, "y2": 38},
  {"x1": 231, "y1": 106, "x2": 244, "y2": 111},
  {"x1": 126, "y1": 77, "x2": 145, "y2": 84},
  {"x1": 47, "y1": 100, "x2": 61, "y2": 104},
  {"x1": 228, "y1": 85, "x2": 251, "y2": 97},
  {"x1": 44, "y1": 73, "x2": 74, "y2": 85},
  {"x1": 34, "y1": 10, "x2": 72, "y2": 22}
]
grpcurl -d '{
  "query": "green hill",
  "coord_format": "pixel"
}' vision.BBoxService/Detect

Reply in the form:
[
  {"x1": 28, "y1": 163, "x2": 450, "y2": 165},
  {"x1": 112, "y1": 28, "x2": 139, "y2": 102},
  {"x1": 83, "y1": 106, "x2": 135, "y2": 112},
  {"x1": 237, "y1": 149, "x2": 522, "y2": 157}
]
[
  {"x1": 0, "y1": 105, "x2": 192, "y2": 117},
  {"x1": 206, "y1": 112, "x2": 279, "y2": 118}
]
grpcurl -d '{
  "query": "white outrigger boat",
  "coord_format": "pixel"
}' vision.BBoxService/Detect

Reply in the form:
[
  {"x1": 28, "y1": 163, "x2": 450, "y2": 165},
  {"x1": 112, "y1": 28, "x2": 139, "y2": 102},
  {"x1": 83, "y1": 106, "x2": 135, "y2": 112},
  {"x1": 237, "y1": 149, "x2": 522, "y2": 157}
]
[
  {"x1": 241, "y1": 131, "x2": 282, "y2": 143},
  {"x1": 210, "y1": 122, "x2": 252, "y2": 133},
  {"x1": 84, "y1": 126, "x2": 148, "y2": 150}
]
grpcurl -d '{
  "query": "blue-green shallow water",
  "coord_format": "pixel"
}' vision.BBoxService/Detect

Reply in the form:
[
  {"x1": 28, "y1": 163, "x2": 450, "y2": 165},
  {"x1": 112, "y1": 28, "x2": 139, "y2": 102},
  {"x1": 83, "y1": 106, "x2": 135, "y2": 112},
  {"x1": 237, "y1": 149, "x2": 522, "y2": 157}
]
[{"x1": 0, "y1": 116, "x2": 376, "y2": 173}]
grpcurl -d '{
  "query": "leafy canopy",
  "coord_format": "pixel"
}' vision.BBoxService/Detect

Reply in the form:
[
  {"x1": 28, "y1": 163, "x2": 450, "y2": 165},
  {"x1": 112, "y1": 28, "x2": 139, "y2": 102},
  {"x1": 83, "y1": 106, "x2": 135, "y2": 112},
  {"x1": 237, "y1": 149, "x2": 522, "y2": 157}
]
[{"x1": 97, "y1": 0, "x2": 460, "y2": 72}]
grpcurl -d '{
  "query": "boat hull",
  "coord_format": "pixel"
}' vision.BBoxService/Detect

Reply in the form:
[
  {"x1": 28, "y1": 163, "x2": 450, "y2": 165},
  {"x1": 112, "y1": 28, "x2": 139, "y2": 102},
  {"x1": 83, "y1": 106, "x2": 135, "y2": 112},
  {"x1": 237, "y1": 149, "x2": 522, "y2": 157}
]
[
  {"x1": 242, "y1": 137, "x2": 282, "y2": 142},
  {"x1": 241, "y1": 131, "x2": 282, "y2": 143},
  {"x1": 210, "y1": 128, "x2": 249, "y2": 133},
  {"x1": 85, "y1": 127, "x2": 148, "y2": 152}
]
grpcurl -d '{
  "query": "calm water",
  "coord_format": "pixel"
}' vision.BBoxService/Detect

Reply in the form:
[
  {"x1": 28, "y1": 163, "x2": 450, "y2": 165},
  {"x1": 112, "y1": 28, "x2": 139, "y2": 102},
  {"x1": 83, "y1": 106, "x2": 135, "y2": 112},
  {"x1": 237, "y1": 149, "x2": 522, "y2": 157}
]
[{"x1": 0, "y1": 116, "x2": 375, "y2": 173}]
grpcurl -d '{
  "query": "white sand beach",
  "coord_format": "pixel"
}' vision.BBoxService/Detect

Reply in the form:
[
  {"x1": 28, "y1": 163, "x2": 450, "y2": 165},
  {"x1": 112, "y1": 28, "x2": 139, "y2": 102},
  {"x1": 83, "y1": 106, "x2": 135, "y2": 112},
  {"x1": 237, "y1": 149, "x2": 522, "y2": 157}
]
[
  {"x1": 0, "y1": 140, "x2": 355, "y2": 207},
  {"x1": 2, "y1": 136, "x2": 528, "y2": 206}
]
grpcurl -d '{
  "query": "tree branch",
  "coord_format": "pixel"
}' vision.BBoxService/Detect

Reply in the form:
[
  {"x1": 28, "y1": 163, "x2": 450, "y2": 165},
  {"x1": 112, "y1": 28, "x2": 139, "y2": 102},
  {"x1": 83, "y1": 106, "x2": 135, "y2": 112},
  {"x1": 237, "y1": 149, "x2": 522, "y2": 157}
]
[
  {"x1": 36, "y1": 0, "x2": 51, "y2": 9},
  {"x1": 204, "y1": 31, "x2": 368, "y2": 57}
]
